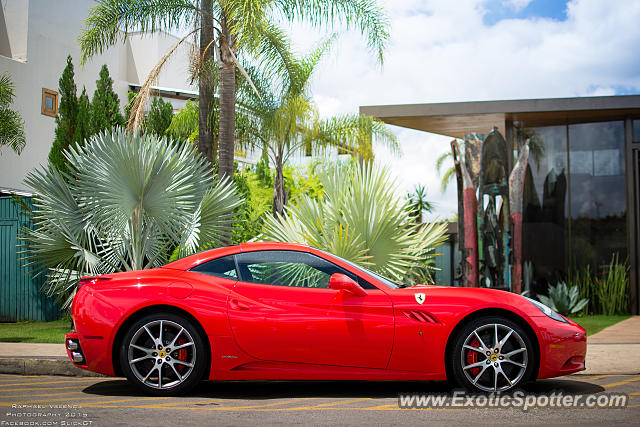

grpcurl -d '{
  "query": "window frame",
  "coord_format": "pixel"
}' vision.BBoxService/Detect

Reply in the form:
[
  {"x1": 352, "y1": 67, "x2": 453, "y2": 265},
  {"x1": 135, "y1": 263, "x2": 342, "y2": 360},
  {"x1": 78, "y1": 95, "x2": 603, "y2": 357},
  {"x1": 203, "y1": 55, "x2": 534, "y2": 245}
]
[
  {"x1": 189, "y1": 254, "x2": 239, "y2": 280},
  {"x1": 233, "y1": 250, "x2": 378, "y2": 290},
  {"x1": 41, "y1": 88, "x2": 58, "y2": 117}
]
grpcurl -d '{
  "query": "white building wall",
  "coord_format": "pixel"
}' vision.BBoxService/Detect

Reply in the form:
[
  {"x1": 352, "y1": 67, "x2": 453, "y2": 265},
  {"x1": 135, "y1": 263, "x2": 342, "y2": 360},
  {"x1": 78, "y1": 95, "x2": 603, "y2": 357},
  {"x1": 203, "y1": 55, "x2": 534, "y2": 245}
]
[{"x1": 0, "y1": 0, "x2": 198, "y2": 192}]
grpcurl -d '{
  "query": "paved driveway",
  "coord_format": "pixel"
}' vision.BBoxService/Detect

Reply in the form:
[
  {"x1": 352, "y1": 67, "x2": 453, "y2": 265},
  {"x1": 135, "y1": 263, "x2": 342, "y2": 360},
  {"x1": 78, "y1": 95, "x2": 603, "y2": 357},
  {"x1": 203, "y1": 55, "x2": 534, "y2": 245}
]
[{"x1": 0, "y1": 374, "x2": 638, "y2": 426}]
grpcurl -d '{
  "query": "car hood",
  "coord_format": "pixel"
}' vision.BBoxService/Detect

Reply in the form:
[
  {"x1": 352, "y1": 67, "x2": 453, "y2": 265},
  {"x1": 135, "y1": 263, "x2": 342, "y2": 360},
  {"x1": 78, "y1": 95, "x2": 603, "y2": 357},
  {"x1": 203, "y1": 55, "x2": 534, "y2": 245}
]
[{"x1": 387, "y1": 285, "x2": 542, "y2": 319}]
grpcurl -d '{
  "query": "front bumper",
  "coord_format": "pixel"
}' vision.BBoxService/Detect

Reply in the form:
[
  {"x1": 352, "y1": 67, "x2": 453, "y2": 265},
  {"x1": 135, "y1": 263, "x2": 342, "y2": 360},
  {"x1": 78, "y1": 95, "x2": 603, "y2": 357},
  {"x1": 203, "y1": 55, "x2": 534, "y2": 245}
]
[{"x1": 534, "y1": 316, "x2": 587, "y2": 379}]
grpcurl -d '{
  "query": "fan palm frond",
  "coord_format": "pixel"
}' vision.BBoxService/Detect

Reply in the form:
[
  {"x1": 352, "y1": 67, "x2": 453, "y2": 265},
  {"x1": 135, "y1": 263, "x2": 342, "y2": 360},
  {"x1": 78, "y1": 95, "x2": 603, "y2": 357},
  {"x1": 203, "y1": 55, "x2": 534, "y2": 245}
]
[
  {"x1": 23, "y1": 128, "x2": 241, "y2": 307},
  {"x1": 261, "y1": 162, "x2": 448, "y2": 283}
]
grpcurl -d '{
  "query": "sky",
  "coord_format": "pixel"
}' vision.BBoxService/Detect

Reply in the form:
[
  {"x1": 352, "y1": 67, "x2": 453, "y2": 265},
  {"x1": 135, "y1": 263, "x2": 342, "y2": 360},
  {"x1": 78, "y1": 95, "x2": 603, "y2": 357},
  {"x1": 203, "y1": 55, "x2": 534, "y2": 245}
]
[{"x1": 279, "y1": 0, "x2": 640, "y2": 220}]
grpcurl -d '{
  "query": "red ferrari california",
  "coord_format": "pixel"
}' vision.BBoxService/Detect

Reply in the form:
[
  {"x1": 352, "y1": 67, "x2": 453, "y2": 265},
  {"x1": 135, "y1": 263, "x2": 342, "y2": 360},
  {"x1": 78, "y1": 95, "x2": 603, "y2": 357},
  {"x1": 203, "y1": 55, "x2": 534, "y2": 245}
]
[{"x1": 65, "y1": 242, "x2": 586, "y2": 395}]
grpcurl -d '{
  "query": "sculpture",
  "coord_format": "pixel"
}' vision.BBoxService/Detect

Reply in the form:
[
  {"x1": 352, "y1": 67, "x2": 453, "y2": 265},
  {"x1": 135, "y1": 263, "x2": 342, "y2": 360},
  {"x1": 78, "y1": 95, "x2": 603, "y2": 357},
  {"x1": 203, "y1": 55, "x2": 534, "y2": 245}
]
[{"x1": 452, "y1": 128, "x2": 530, "y2": 293}]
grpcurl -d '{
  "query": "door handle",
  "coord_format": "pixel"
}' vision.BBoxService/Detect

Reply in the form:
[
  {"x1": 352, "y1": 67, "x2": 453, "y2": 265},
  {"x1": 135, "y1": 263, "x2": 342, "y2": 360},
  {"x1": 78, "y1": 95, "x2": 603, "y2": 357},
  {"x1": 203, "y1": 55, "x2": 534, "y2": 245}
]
[{"x1": 230, "y1": 299, "x2": 250, "y2": 310}]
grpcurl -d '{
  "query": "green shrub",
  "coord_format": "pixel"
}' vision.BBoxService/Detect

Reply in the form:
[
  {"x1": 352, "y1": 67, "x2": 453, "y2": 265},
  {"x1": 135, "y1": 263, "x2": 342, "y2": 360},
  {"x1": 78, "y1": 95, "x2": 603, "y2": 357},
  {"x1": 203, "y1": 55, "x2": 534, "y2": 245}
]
[
  {"x1": 596, "y1": 255, "x2": 629, "y2": 315},
  {"x1": 569, "y1": 254, "x2": 629, "y2": 315},
  {"x1": 538, "y1": 282, "x2": 589, "y2": 316}
]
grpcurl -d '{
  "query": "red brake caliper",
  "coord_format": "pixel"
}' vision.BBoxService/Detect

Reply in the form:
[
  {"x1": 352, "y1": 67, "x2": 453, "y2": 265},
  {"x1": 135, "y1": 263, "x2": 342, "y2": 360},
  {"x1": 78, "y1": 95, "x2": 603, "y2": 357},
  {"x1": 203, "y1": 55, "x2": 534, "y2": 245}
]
[
  {"x1": 176, "y1": 337, "x2": 188, "y2": 374},
  {"x1": 466, "y1": 338, "x2": 480, "y2": 377}
]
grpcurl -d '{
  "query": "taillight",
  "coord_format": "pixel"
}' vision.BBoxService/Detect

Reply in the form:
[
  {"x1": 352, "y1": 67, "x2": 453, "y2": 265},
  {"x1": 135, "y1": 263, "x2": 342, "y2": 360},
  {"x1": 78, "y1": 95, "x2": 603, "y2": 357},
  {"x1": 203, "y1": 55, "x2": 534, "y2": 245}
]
[{"x1": 77, "y1": 276, "x2": 111, "y2": 290}]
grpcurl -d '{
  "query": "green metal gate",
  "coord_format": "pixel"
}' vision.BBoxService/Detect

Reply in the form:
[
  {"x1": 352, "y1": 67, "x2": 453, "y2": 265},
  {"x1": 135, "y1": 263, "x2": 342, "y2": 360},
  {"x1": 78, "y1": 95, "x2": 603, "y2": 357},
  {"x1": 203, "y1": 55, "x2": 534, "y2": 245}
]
[{"x1": 0, "y1": 195, "x2": 61, "y2": 321}]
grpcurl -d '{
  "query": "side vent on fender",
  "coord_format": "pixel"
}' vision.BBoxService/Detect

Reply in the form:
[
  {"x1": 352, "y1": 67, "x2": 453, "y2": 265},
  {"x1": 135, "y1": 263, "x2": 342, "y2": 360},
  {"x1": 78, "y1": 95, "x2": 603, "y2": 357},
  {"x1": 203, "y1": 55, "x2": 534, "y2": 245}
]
[{"x1": 402, "y1": 310, "x2": 439, "y2": 324}]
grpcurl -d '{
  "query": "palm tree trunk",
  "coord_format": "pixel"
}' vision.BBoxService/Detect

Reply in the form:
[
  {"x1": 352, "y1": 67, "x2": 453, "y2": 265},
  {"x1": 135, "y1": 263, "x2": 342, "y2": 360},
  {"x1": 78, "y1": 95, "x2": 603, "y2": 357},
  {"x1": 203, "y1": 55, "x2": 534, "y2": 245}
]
[
  {"x1": 273, "y1": 149, "x2": 287, "y2": 216},
  {"x1": 198, "y1": 0, "x2": 214, "y2": 166},
  {"x1": 217, "y1": 13, "x2": 235, "y2": 181}
]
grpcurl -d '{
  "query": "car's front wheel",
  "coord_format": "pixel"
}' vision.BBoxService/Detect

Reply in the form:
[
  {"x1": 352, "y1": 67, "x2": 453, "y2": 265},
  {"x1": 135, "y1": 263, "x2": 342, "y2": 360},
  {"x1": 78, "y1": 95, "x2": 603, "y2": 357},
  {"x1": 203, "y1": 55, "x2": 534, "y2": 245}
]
[
  {"x1": 451, "y1": 316, "x2": 535, "y2": 393},
  {"x1": 119, "y1": 312, "x2": 206, "y2": 396}
]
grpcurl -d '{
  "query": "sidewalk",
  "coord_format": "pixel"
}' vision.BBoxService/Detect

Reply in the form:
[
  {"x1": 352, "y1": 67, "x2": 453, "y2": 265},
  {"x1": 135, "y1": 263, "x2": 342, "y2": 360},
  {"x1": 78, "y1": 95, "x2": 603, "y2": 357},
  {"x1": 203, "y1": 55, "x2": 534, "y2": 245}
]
[
  {"x1": 0, "y1": 342, "x2": 102, "y2": 377},
  {"x1": 581, "y1": 315, "x2": 640, "y2": 375},
  {"x1": 0, "y1": 316, "x2": 639, "y2": 377}
]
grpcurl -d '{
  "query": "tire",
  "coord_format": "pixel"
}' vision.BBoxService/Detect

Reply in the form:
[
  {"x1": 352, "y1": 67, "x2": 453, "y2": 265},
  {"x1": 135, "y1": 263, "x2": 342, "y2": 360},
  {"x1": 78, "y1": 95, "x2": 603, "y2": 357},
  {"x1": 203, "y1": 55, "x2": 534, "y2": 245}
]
[
  {"x1": 119, "y1": 312, "x2": 207, "y2": 396},
  {"x1": 451, "y1": 316, "x2": 535, "y2": 393}
]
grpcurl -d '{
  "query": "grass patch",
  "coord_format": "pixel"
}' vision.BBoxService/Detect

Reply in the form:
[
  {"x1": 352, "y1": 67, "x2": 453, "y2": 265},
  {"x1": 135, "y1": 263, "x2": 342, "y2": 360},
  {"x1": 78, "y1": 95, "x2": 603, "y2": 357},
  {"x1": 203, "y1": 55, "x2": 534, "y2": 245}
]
[
  {"x1": 568, "y1": 314, "x2": 631, "y2": 336},
  {"x1": 0, "y1": 320, "x2": 70, "y2": 343}
]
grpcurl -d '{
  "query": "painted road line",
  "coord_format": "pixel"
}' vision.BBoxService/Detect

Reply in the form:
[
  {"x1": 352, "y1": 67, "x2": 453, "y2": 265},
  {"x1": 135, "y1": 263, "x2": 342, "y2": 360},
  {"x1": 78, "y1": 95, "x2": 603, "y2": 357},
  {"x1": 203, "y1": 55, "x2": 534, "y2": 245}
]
[
  {"x1": 186, "y1": 398, "x2": 316, "y2": 410},
  {"x1": 584, "y1": 374, "x2": 614, "y2": 381},
  {"x1": 0, "y1": 379, "x2": 109, "y2": 387},
  {"x1": 603, "y1": 376, "x2": 640, "y2": 389},
  {"x1": 87, "y1": 398, "x2": 317, "y2": 410},
  {"x1": 82, "y1": 397, "x2": 172, "y2": 406},
  {"x1": 1, "y1": 395, "x2": 137, "y2": 405},
  {"x1": 0, "y1": 376, "x2": 44, "y2": 381},
  {"x1": 0, "y1": 376, "x2": 110, "y2": 383},
  {"x1": 134, "y1": 399, "x2": 224, "y2": 408},
  {"x1": 359, "y1": 403, "x2": 400, "y2": 410},
  {"x1": 0, "y1": 385, "x2": 88, "y2": 392},
  {"x1": 0, "y1": 391, "x2": 85, "y2": 399},
  {"x1": 286, "y1": 398, "x2": 373, "y2": 410}
]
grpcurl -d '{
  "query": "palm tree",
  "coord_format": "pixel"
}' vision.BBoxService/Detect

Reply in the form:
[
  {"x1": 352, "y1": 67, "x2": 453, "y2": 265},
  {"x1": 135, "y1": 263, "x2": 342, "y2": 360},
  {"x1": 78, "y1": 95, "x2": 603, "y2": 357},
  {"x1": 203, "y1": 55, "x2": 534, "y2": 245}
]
[
  {"x1": 80, "y1": 0, "x2": 390, "y2": 182},
  {"x1": 23, "y1": 129, "x2": 241, "y2": 307},
  {"x1": 435, "y1": 150, "x2": 457, "y2": 194},
  {"x1": 0, "y1": 73, "x2": 26, "y2": 154},
  {"x1": 406, "y1": 185, "x2": 434, "y2": 225},
  {"x1": 240, "y1": 40, "x2": 397, "y2": 216},
  {"x1": 261, "y1": 162, "x2": 448, "y2": 282},
  {"x1": 310, "y1": 113, "x2": 398, "y2": 165}
]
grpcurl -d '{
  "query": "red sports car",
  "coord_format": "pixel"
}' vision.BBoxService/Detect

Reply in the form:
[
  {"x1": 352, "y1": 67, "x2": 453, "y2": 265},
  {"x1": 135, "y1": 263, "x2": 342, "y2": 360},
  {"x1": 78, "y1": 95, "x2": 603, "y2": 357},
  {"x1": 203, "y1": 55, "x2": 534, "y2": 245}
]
[{"x1": 65, "y1": 242, "x2": 586, "y2": 395}]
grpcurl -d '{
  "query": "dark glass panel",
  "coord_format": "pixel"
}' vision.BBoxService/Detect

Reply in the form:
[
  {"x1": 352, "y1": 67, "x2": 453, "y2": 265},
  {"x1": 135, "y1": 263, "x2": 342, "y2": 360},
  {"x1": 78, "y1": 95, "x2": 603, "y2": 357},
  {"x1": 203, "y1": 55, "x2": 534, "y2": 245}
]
[
  {"x1": 190, "y1": 255, "x2": 238, "y2": 279},
  {"x1": 521, "y1": 125, "x2": 568, "y2": 292},
  {"x1": 568, "y1": 121, "x2": 626, "y2": 270},
  {"x1": 234, "y1": 250, "x2": 377, "y2": 289},
  {"x1": 634, "y1": 120, "x2": 640, "y2": 143}
]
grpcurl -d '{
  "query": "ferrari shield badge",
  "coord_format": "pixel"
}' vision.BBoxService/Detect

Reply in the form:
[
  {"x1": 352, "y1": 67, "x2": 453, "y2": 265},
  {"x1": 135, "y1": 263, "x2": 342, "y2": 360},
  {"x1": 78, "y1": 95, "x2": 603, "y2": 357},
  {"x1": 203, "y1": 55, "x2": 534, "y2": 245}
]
[{"x1": 415, "y1": 293, "x2": 426, "y2": 304}]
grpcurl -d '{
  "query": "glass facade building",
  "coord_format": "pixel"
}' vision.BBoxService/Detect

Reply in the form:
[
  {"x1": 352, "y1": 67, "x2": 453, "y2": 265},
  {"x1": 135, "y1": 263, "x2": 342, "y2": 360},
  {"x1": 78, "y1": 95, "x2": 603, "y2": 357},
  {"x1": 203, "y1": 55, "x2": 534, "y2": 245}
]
[
  {"x1": 362, "y1": 95, "x2": 640, "y2": 313},
  {"x1": 521, "y1": 121, "x2": 627, "y2": 294}
]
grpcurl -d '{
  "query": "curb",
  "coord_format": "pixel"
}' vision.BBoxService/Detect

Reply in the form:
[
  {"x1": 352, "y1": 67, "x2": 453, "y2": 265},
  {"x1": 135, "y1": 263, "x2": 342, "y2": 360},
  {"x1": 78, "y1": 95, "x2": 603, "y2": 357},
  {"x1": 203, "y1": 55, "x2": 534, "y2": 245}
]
[
  {"x1": 0, "y1": 357, "x2": 104, "y2": 377},
  {"x1": 0, "y1": 356, "x2": 637, "y2": 378}
]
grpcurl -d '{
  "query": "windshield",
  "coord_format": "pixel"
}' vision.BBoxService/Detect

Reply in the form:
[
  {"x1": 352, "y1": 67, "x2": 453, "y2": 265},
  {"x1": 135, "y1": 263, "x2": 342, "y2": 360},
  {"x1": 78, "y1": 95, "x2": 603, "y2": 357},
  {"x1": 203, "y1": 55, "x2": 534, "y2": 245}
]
[{"x1": 318, "y1": 251, "x2": 402, "y2": 289}]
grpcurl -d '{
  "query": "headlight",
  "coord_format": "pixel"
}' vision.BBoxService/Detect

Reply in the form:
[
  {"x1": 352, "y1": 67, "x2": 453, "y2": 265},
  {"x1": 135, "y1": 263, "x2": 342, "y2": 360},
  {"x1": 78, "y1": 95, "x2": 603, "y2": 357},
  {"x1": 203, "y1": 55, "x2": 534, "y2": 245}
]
[{"x1": 525, "y1": 297, "x2": 569, "y2": 323}]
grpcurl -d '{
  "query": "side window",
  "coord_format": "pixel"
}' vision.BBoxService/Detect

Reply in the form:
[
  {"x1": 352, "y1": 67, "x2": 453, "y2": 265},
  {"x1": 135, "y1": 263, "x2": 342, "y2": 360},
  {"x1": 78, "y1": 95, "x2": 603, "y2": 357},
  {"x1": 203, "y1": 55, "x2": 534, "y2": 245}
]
[
  {"x1": 235, "y1": 250, "x2": 372, "y2": 289},
  {"x1": 190, "y1": 255, "x2": 238, "y2": 280}
]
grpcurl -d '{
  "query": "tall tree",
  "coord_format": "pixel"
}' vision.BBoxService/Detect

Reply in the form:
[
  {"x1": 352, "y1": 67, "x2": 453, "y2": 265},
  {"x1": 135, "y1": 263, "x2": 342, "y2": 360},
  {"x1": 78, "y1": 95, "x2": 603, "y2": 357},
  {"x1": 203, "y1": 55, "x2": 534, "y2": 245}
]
[
  {"x1": 80, "y1": 0, "x2": 390, "y2": 183},
  {"x1": 199, "y1": 0, "x2": 215, "y2": 164},
  {"x1": 90, "y1": 64, "x2": 125, "y2": 134},
  {"x1": 74, "y1": 87, "x2": 92, "y2": 146},
  {"x1": 241, "y1": 41, "x2": 397, "y2": 216},
  {"x1": 48, "y1": 55, "x2": 79, "y2": 175},
  {"x1": 436, "y1": 150, "x2": 456, "y2": 194},
  {"x1": 406, "y1": 185, "x2": 434, "y2": 225},
  {"x1": 0, "y1": 73, "x2": 26, "y2": 154},
  {"x1": 146, "y1": 97, "x2": 174, "y2": 136}
]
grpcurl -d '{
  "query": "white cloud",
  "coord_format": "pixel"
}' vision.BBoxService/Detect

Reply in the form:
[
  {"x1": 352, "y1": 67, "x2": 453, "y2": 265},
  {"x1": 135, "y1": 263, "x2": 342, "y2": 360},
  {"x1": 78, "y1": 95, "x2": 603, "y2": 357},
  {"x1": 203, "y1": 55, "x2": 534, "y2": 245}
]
[
  {"x1": 502, "y1": 0, "x2": 532, "y2": 13},
  {"x1": 284, "y1": 0, "x2": 640, "y2": 218}
]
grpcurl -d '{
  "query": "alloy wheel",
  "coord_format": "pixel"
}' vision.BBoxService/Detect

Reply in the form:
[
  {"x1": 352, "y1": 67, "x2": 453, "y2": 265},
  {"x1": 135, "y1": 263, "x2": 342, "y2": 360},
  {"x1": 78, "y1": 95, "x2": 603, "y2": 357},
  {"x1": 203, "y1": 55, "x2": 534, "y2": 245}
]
[
  {"x1": 460, "y1": 323, "x2": 528, "y2": 392},
  {"x1": 127, "y1": 319, "x2": 196, "y2": 390}
]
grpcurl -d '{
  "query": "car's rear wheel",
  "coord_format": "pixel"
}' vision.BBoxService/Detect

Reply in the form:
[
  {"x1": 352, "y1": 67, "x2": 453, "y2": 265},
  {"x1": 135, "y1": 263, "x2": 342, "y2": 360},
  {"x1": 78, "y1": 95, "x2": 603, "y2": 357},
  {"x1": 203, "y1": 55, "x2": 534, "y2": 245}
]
[
  {"x1": 451, "y1": 316, "x2": 534, "y2": 393},
  {"x1": 119, "y1": 312, "x2": 206, "y2": 396}
]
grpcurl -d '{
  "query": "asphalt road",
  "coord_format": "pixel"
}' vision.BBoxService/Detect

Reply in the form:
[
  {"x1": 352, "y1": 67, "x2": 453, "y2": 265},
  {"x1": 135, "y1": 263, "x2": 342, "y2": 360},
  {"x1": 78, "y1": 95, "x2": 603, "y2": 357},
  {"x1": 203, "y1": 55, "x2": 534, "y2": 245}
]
[{"x1": 0, "y1": 374, "x2": 638, "y2": 426}]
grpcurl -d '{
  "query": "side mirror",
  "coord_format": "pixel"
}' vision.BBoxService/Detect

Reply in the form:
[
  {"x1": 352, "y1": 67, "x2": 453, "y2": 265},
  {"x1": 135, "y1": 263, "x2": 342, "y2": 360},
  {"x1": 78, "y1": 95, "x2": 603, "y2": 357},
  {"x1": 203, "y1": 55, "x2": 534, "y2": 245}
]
[{"x1": 329, "y1": 273, "x2": 367, "y2": 297}]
